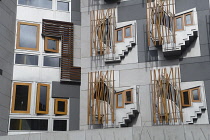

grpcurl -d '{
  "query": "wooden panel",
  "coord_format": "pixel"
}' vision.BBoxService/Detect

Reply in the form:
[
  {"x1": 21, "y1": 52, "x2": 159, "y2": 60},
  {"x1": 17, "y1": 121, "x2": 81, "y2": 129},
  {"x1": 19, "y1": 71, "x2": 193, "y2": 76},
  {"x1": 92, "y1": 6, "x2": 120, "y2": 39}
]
[{"x1": 42, "y1": 19, "x2": 81, "y2": 81}]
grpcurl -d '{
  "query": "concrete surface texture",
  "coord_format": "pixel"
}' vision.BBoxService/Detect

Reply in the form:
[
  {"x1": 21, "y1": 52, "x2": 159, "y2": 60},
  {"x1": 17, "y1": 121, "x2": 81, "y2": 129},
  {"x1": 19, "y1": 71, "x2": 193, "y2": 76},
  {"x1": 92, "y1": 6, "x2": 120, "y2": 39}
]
[{"x1": 1, "y1": 125, "x2": 210, "y2": 140}]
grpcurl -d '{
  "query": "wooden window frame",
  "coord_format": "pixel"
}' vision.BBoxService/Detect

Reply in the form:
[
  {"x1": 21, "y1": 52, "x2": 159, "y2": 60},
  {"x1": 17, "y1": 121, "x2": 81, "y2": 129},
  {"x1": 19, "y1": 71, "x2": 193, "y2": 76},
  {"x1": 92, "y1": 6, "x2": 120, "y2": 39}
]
[
  {"x1": 124, "y1": 89, "x2": 133, "y2": 104},
  {"x1": 175, "y1": 15, "x2": 184, "y2": 31},
  {"x1": 54, "y1": 99, "x2": 68, "y2": 115},
  {"x1": 181, "y1": 90, "x2": 191, "y2": 107},
  {"x1": 116, "y1": 28, "x2": 124, "y2": 43},
  {"x1": 184, "y1": 12, "x2": 193, "y2": 26},
  {"x1": 11, "y1": 82, "x2": 32, "y2": 113},
  {"x1": 36, "y1": 83, "x2": 50, "y2": 114},
  {"x1": 116, "y1": 92, "x2": 124, "y2": 108},
  {"x1": 44, "y1": 37, "x2": 59, "y2": 53},
  {"x1": 124, "y1": 25, "x2": 132, "y2": 38},
  {"x1": 191, "y1": 87, "x2": 201, "y2": 102},
  {"x1": 16, "y1": 22, "x2": 40, "y2": 51}
]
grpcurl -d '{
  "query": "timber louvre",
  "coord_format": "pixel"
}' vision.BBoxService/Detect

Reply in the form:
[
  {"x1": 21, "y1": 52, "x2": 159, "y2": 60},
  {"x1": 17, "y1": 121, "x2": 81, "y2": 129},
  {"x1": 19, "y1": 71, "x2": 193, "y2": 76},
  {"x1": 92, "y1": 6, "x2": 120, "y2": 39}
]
[{"x1": 42, "y1": 19, "x2": 81, "y2": 81}]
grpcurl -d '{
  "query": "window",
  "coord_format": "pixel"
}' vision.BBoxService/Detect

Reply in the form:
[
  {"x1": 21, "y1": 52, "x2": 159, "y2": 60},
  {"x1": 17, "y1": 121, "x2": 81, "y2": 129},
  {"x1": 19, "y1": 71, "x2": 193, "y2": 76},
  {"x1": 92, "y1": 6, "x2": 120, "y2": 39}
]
[
  {"x1": 116, "y1": 92, "x2": 124, "y2": 108},
  {"x1": 15, "y1": 54, "x2": 38, "y2": 65},
  {"x1": 57, "y1": 1, "x2": 69, "y2": 11},
  {"x1": 54, "y1": 99, "x2": 68, "y2": 115},
  {"x1": 44, "y1": 37, "x2": 59, "y2": 53},
  {"x1": 175, "y1": 16, "x2": 183, "y2": 31},
  {"x1": 185, "y1": 12, "x2": 193, "y2": 26},
  {"x1": 18, "y1": 0, "x2": 52, "y2": 9},
  {"x1": 36, "y1": 83, "x2": 50, "y2": 114},
  {"x1": 53, "y1": 120, "x2": 67, "y2": 131},
  {"x1": 181, "y1": 90, "x2": 191, "y2": 107},
  {"x1": 124, "y1": 25, "x2": 132, "y2": 38},
  {"x1": 124, "y1": 89, "x2": 133, "y2": 104},
  {"x1": 191, "y1": 87, "x2": 201, "y2": 102},
  {"x1": 116, "y1": 28, "x2": 123, "y2": 42},
  {"x1": 43, "y1": 56, "x2": 60, "y2": 67},
  {"x1": 10, "y1": 119, "x2": 48, "y2": 130},
  {"x1": 16, "y1": 22, "x2": 40, "y2": 51},
  {"x1": 11, "y1": 83, "x2": 32, "y2": 113}
]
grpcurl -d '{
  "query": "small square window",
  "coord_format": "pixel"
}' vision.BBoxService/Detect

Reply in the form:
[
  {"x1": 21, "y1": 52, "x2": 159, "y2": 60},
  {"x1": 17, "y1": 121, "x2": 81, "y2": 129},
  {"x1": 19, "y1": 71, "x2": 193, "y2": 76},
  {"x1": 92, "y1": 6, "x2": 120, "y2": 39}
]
[
  {"x1": 116, "y1": 92, "x2": 124, "y2": 108},
  {"x1": 57, "y1": 1, "x2": 69, "y2": 11},
  {"x1": 116, "y1": 28, "x2": 123, "y2": 42},
  {"x1": 124, "y1": 25, "x2": 132, "y2": 38},
  {"x1": 53, "y1": 120, "x2": 67, "y2": 131},
  {"x1": 54, "y1": 99, "x2": 68, "y2": 115},
  {"x1": 175, "y1": 16, "x2": 183, "y2": 31},
  {"x1": 44, "y1": 37, "x2": 59, "y2": 53}
]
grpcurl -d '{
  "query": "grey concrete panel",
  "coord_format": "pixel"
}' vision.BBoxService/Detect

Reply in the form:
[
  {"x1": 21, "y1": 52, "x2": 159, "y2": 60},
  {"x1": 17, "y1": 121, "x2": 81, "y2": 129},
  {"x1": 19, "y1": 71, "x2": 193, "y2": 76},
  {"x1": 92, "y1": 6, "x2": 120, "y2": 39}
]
[
  {"x1": 200, "y1": 44, "x2": 210, "y2": 57},
  {"x1": 180, "y1": 56, "x2": 210, "y2": 65},
  {"x1": 71, "y1": 0, "x2": 80, "y2": 11},
  {"x1": 175, "y1": 0, "x2": 209, "y2": 13},
  {"x1": 72, "y1": 11, "x2": 81, "y2": 25},
  {"x1": 52, "y1": 82, "x2": 80, "y2": 98},
  {"x1": 204, "y1": 80, "x2": 210, "y2": 123},
  {"x1": 0, "y1": 118, "x2": 9, "y2": 133},
  {"x1": 69, "y1": 98, "x2": 80, "y2": 130},
  {"x1": 180, "y1": 61, "x2": 210, "y2": 82}
]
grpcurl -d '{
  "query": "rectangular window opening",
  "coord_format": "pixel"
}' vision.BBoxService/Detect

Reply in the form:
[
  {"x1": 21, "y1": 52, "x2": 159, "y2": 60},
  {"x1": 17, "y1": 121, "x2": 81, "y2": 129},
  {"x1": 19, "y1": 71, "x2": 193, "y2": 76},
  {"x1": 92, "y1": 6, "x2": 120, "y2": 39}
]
[
  {"x1": 125, "y1": 89, "x2": 133, "y2": 104},
  {"x1": 57, "y1": 1, "x2": 69, "y2": 11},
  {"x1": 124, "y1": 25, "x2": 132, "y2": 38},
  {"x1": 54, "y1": 99, "x2": 68, "y2": 115},
  {"x1": 53, "y1": 120, "x2": 67, "y2": 131},
  {"x1": 36, "y1": 83, "x2": 50, "y2": 114},
  {"x1": 181, "y1": 90, "x2": 191, "y2": 107},
  {"x1": 175, "y1": 16, "x2": 183, "y2": 31},
  {"x1": 43, "y1": 56, "x2": 60, "y2": 67},
  {"x1": 18, "y1": 0, "x2": 52, "y2": 9},
  {"x1": 15, "y1": 54, "x2": 38, "y2": 66},
  {"x1": 116, "y1": 92, "x2": 124, "y2": 108},
  {"x1": 11, "y1": 83, "x2": 32, "y2": 113},
  {"x1": 116, "y1": 28, "x2": 123, "y2": 42},
  {"x1": 191, "y1": 87, "x2": 201, "y2": 102},
  {"x1": 44, "y1": 37, "x2": 59, "y2": 53},
  {"x1": 185, "y1": 12, "x2": 193, "y2": 26}
]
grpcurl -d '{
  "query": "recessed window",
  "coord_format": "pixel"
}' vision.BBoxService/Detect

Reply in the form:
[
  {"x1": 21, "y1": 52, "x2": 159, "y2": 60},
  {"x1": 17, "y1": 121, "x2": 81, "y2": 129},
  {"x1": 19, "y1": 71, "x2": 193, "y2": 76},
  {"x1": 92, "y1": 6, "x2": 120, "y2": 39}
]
[
  {"x1": 18, "y1": 0, "x2": 52, "y2": 9},
  {"x1": 181, "y1": 90, "x2": 191, "y2": 107},
  {"x1": 11, "y1": 83, "x2": 32, "y2": 113},
  {"x1": 10, "y1": 119, "x2": 48, "y2": 130},
  {"x1": 44, "y1": 37, "x2": 59, "y2": 53},
  {"x1": 15, "y1": 54, "x2": 38, "y2": 65},
  {"x1": 124, "y1": 25, "x2": 132, "y2": 38},
  {"x1": 36, "y1": 83, "x2": 50, "y2": 114},
  {"x1": 57, "y1": 1, "x2": 69, "y2": 11},
  {"x1": 185, "y1": 13, "x2": 193, "y2": 26},
  {"x1": 191, "y1": 87, "x2": 201, "y2": 102},
  {"x1": 43, "y1": 56, "x2": 60, "y2": 67},
  {"x1": 54, "y1": 99, "x2": 68, "y2": 115},
  {"x1": 125, "y1": 89, "x2": 133, "y2": 103},
  {"x1": 16, "y1": 22, "x2": 40, "y2": 51},
  {"x1": 116, "y1": 28, "x2": 123, "y2": 42},
  {"x1": 116, "y1": 92, "x2": 124, "y2": 108},
  {"x1": 53, "y1": 120, "x2": 67, "y2": 131},
  {"x1": 175, "y1": 16, "x2": 183, "y2": 31}
]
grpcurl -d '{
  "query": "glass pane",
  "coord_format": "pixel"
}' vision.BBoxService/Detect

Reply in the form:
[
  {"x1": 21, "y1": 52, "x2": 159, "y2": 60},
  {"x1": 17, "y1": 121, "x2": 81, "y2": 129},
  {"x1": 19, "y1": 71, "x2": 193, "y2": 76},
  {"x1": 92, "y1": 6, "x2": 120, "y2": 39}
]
[
  {"x1": 183, "y1": 91, "x2": 189, "y2": 105},
  {"x1": 58, "y1": 101, "x2": 65, "y2": 112},
  {"x1": 53, "y1": 120, "x2": 67, "y2": 131},
  {"x1": 47, "y1": 39, "x2": 57, "y2": 51},
  {"x1": 19, "y1": 24, "x2": 37, "y2": 49},
  {"x1": 176, "y1": 17, "x2": 182, "y2": 30},
  {"x1": 117, "y1": 94, "x2": 123, "y2": 107},
  {"x1": 57, "y1": 1, "x2": 69, "y2": 11},
  {"x1": 26, "y1": 55, "x2": 38, "y2": 65},
  {"x1": 15, "y1": 54, "x2": 25, "y2": 64},
  {"x1": 117, "y1": 30, "x2": 123, "y2": 41},
  {"x1": 192, "y1": 89, "x2": 199, "y2": 101},
  {"x1": 39, "y1": 86, "x2": 47, "y2": 111},
  {"x1": 14, "y1": 85, "x2": 29, "y2": 111},
  {"x1": 125, "y1": 27, "x2": 131, "y2": 37},
  {"x1": 18, "y1": 0, "x2": 52, "y2": 9},
  {"x1": 44, "y1": 56, "x2": 60, "y2": 67},
  {"x1": 186, "y1": 14, "x2": 192, "y2": 25},
  {"x1": 10, "y1": 119, "x2": 48, "y2": 130},
  {"x1": 126, "y1": 91, "x2": 132, "y2": 102}
]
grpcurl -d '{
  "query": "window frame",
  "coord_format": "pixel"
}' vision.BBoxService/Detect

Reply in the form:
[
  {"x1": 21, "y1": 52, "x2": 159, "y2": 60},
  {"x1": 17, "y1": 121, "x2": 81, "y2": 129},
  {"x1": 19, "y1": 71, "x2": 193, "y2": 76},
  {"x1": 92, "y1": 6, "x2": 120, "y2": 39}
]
[
  {"x1": 191, "y1": 87, "x2": 201, "y2": 102},
  {"x1": 124, "y1": 89, "x2": 133, "y2": 104},
  {"x1": 44, "y1": 37, "x2": 59, "y2": 53},
  {"x1": 16, "y1": 22, "x2": 40, "y2": 51},
  {"x1": 184, "y1": 12, "x2": 193, "y2": 26},
  {"x1": 116, "y1": 28, "x2": 124, "y2": 43},
  {"x1": 11, "y1": 82, "x2": 32, "y2": 113},
  {"x1": 54, "y1": 99, "x2": 68, "y2": 115},
  {"x1": 181, "y1": 89, "x2": 191, "y2": 107},
  {"x1": 175, "y1": 15, "x2": 184, "y2": 31},
  {"x1": 15, "y1": 54, "x2": 39, "y2": 66},
  {"x1": 124, "y1": 25, "x2": 132, "y2": 38},
  {"x1": 43, "y1": 56, "x2": 60, "y2": 67},
  {"x1": 116, "y1": 92, "x2": 124, "y2": 108},
  {"x1": 57, "y1": 1, "x2": 70, "y2": 11},
  {"x1": 36, "y1": 83, "x2": 50, "y2": 114}
]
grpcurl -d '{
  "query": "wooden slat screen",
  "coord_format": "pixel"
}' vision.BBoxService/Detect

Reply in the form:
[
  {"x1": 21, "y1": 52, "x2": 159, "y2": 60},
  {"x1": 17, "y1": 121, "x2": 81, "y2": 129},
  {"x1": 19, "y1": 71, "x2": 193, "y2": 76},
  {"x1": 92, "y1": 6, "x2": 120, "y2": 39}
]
[{"x1": 42, "y1": 19, "x2": 81, "y2": 81}]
